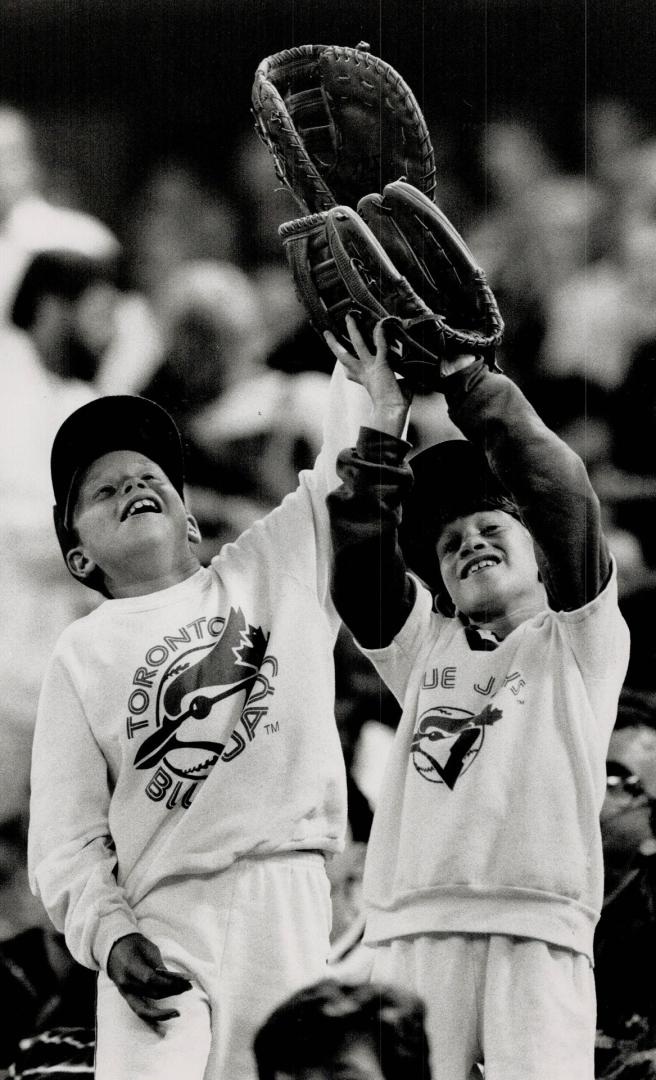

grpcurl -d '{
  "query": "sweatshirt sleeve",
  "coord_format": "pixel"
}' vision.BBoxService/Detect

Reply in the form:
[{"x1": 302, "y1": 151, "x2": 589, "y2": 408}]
[
  {"x1": 327, "y1": 426, "x2": 416, "y2": 648},
  {"x1": 28, "y1": 648, "x2": 139, "y2": 972},
  {"x1": 442, "y1": 361, "x2": 611, "y2": 610},
  {"x1": 224, "y1": 361, "x2": 373, "y2": 620}
]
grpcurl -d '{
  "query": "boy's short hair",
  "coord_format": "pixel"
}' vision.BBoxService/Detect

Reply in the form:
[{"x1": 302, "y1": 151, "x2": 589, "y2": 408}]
[
  {"x1": 50, "y1": 395, "x2": 186, "y2": 594},
  {"x1": 398, "y1": 439, "x2": 522, "y2": 605},
  {"x1": 253, "y1": 978, "x2": 431, "y2": 1080}
]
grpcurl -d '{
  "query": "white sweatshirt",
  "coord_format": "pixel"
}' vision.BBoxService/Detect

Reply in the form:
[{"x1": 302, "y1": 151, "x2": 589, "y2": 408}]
[
  {"x1": 359, "y1": 568, "x2": 630, "y2": 960},
  {"x1": 28, "y1": 362, "x2": 371, "y2": 973}
]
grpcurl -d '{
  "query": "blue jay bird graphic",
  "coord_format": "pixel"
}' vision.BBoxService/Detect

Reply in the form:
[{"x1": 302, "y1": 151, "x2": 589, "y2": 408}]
[
  {"x1": 134, "y1": 608, "x2": 269, "y2": 771},
  {"x1": 411, "y1": 704, "x2": 503, "y2": 789}
]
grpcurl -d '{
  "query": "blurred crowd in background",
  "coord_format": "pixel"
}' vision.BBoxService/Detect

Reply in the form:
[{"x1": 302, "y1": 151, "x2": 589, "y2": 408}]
[{"x1": 1, "y1": 91, "x2": 656, "y2": 1077}]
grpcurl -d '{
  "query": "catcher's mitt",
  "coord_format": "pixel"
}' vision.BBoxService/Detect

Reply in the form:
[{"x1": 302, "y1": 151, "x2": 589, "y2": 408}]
[
  {"x1": 252, "y1": 43, "x2": 436, "y2": 215},
  {"x1": 279, "y1": 180, "x2": 504, "y2": 392}
]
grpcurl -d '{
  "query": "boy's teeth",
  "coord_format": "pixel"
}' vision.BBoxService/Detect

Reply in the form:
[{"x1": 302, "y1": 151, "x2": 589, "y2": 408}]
[
  {"x1": 469, "y1": 559, "x2": 495, "y2": 576},
  {"x1": 128, "y1": 498, "x2": 156, "y2": 516}
]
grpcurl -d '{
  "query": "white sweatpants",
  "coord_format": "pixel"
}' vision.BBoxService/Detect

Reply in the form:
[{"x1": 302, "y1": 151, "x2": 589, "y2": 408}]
[
  {"x1": 95, "y1": 852, "x2": 331, "y2": 1080},
  {"x1": 370, "y1": 933, "x2": 596, "y2": 1080}
]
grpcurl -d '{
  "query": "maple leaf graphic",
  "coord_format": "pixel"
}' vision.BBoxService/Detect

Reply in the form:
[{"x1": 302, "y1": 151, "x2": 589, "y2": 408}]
[{"x1": 234, "y1": 624, "x2": 270, "y2": 672}]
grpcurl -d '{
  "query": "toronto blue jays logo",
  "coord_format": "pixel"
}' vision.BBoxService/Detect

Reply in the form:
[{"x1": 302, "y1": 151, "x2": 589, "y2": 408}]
[
  {"x1": 127, "y1": 608, "x2": 275, "y2": 810},
  {"x1": 411, "y1": 703, "x2": 502, "y2": 789}
]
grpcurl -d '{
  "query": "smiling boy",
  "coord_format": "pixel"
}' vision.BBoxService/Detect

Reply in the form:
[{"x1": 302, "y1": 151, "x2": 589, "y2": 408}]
[
  {"x1": 325, "y1": 317, "x2": 631, "y2": 1080},
  {"x1": 28, "y1": 367, "x2": 371, "y2": 1080},
  {"x1": 66, "y1": 449, "x2": 200, "y2": 596}
]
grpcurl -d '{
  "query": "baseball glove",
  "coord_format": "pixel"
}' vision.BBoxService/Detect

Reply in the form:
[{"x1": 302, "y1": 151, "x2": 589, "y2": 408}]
[
  {"x1": 252, "y1": 43, "x2": 436, "y2": 215},
  {"x1": 279, "y1": 180, "x2": 504, "y2": 391}
]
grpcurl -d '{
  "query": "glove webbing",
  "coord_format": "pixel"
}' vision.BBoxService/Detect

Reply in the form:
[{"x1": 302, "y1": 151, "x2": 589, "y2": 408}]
[
  {"x1": 254, "y1": 95, "x2": 336, "y2": 212},
  {"x1": 280, "y1": 213, "x2": 360, "y2": 327},
  {"x1": 285, "y1": 86, "x2": 339, "y2": 169}
]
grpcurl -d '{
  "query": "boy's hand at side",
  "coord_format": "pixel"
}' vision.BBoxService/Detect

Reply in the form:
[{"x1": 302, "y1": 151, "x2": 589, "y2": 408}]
[
  {"x1": 107, "y1": 932, "x2": 193, "y2": 1023},
  {"x1": 324, "y1": 315, "x2": 412, "y2": 438}
]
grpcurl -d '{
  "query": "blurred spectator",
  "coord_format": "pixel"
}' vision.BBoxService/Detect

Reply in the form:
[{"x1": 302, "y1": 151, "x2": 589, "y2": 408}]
[
  {"x1": 96, "y1": 157, "x2": 241, "y2": 398},
  {"x1": 253, "y1": 978, "x2": 432, "y2": 1080},
  {"x1": 466, "y1": 118, "x2": 566, "y2": 382},
  {"x1": 232, "y1": 130, "x2": 299, "y2": 267},
  {"x1": 138, "y1": 259, "x2": 330, "y2": 550},
  {"x1": 0, "y1": 104, "x2": 160, "y2": 403},
  {"x1": 0, "y1": 251, "x2": 122, "y2": 825},
  {"x1": 524, "y1": 372, "x2": 652, "y2": 596},
  {"x1": 127, "y1": 157, "x2": 239, "y2": 300},
  {"x1": 0, "y1": 104, "x2": 132, "y2": 940},
  {"x1": 0, "y1": 248, "x2": 128, "y2": 942},
  {"x1": 5, "y1": 1028, "x2": 94, "y2": 1080},
  {"x1": 614, "y1": 339, "x2": 656, "y2": 480},
  {"x1": 253, "y1": 263, "x2": 333, "y2": 376},
  {"x1": 584, "y1": 98, "x2": 646, "y2": 262},
  {"x1": 11, "y1": 249, "x2": 120, "y2": 382},
  {"x1": 0, "y1": 927, "x2": 95, "y2": 1073},
  {"x1": 541, "y1": 138, "x2": 656, "y2": 393},
  {"x1": 468, "y1": 119, "x2": 601, "y2": 388},
  {"x1": 608, "y1": 338, "x2": 656, "y2": 568},
  {"x1": 139, "y1": 258, "x2": 267, "y2": 474},
  {"x1": 595, "y1": 692, "x2": 656, "y2": 1075},
  {"x1": 620, "y1": 580, "x2": 656, "y2": 706},
  {"x1": 0, "y1": 104, "x2": 119, "y2": 323}
]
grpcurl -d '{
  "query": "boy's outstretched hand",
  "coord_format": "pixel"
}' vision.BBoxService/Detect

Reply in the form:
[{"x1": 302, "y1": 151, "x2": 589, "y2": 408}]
[
  {"x1": 324, "y1": 315, "x2": 477, "y2": 438},
  {"x1": 107, "y1": 931, "x2": 193, "y2": 1024},
  {"x1": 324, "y1": 315, "x2": 411, "y2": 439}
]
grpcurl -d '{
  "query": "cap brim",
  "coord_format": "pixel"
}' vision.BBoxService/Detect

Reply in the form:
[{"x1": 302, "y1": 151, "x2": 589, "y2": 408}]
[{"x1": 51, "y1": 395, "x2": 185, "y2": 528}]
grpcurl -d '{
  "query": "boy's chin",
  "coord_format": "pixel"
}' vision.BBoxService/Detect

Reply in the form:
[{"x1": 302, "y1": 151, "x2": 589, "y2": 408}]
[
  {"x1": 455, "y1": 578, "x2": 506, "y2": 613},
  {"x1": 457, "y1": 592, "x2": 516, "y2": 626}
]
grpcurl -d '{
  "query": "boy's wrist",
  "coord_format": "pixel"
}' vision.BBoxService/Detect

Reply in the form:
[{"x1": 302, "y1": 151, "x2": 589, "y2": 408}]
[{"x1": 370, "y1": 402, "x2": 410, "y2": 439}]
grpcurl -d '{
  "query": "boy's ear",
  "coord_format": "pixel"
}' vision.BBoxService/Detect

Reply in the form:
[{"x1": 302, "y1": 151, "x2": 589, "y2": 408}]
[
  {"x1": 186, "y1": 513, "x2": 202, "y2": 546},
  {"x1": 66, "y1": 545, "x2": 98, "y2": 582}
]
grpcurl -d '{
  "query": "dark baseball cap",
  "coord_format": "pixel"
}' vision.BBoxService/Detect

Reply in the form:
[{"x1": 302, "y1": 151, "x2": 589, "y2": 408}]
[
  {"x1": 398, "y1": 439, "x2": 521, "y2": 595},
  {"x1": 51, "y1": 395, "x2": 186, "y2": 534}
]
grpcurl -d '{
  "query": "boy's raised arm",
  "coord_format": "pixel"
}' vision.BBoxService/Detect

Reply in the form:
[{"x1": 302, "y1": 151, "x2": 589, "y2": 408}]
[
  {"x1": 326, "y1": 315, "x2": 611, "y2": 642},
  {"x1": 325, "y1": 318, "x2": 417, "y2": 648}
]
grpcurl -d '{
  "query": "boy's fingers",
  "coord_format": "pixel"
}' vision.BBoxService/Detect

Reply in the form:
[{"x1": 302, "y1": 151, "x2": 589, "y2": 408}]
[
  {"x1": 323, "y1": 331, "x2": 360, "y2": 379},
  {"x1": 372, "y1": 320, "x2": 388, "y2": 350},
  {"x1": 120, "y1": 959, "x2": 192, "y2": 998},
  {"x1": 124, "y1": 991, "x2": 181, "y2": 1024},
  {"x1": 146, "y1": 969, "x2": 193, "y2": 997},
  {"x1": 345, "y1": 312, "x2": 370, "y2": 356},
  {"x1": 323, "y1": 330, "x2": 355, "y2": 363}
]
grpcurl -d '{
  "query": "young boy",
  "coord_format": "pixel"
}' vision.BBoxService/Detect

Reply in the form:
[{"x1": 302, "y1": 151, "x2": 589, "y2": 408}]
[
  {"x1": 27, "y1": 363, "x2": 371, "y2": 1080},
  {"x1": 325, "y1": 315, "x2": 631, "y2": 1080}
]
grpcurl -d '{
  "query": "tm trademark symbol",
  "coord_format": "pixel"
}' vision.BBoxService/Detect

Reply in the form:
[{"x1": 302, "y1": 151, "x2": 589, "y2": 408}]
[{"x1": 264, "y1": 722, "x2": 280, "y2": 734}]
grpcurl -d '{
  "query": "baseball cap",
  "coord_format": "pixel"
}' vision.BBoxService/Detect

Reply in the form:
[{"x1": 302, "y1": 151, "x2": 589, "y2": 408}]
[
  {"x1": 51, "y1": 395, "x2": 186, "y2": 536},
  {"x1": 398, "y1": 439, "x2": 521, "y2": 596}
]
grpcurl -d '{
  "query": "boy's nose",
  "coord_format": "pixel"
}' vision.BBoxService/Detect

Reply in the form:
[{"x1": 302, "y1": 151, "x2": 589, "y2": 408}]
[
  {"x1": 121, "y1": 477, "x2": 147, "y2": 495},
  {"x1": 459, "y1": 533, "x2": 486, "y2": 557}
]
